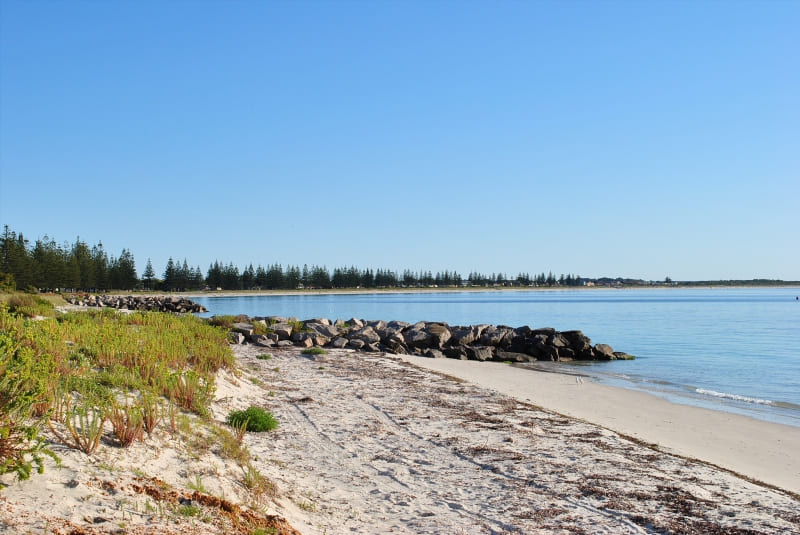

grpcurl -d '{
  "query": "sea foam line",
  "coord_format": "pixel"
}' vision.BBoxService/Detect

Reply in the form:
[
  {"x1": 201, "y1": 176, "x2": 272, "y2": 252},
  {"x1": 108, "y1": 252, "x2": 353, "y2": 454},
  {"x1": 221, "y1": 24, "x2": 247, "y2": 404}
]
[{"x1": 695, "y1": 388, "x2": 773, "y2": 405}]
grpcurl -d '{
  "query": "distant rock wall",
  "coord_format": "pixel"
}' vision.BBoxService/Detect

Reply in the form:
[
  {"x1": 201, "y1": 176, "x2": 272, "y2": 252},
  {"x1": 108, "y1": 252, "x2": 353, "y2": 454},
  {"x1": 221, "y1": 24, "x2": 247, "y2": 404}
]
[
  {"x1": 65, "y1": 295, "x2": 207, "y2": 313},
  {"x1": 224, "y1": 315, "x2": 634, "y2": 362}
]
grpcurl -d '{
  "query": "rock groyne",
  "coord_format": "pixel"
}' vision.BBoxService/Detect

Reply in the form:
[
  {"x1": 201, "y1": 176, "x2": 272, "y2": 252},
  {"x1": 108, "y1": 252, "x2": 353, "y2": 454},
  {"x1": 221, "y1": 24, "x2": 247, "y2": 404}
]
[
  {"x1": 223, "y1": 315, "x2": 634, "y2": 362},
  {"x1": 65, "y1": 294, "x2": 208, "y2": 313}
]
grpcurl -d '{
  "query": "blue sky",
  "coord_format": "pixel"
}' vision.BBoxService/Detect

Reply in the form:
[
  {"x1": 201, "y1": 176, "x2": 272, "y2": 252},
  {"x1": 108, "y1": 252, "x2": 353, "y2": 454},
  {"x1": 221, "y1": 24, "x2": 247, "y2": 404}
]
[{"x1": 1, "y1": 1, "x2": 798, "y2": 281}]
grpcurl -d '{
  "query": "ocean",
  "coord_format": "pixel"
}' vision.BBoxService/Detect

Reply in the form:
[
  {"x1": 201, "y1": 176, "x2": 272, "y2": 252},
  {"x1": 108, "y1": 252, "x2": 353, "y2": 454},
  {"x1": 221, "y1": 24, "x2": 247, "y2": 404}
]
[{"x1": 191, "y1": 287, "x2": 800, "y2": 427}]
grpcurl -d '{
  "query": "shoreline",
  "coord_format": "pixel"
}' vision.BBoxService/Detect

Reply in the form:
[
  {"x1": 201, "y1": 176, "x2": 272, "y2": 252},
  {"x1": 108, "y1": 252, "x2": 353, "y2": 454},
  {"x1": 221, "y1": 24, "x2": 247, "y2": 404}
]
[
  {"x1": 397, "y1": 354, "x2": 800, "y2": 495},
  {"x1": 93, "y1": 283, "x2": 800, "y2": 299},
  {"x1": 3, "y1": 345, "x2": 798, "y2": 533}
]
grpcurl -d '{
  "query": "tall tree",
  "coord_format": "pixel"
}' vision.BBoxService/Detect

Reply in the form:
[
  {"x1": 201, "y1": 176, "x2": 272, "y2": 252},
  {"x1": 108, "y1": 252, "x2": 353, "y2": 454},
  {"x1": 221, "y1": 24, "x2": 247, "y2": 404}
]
[{"x1": 142, "y1": 258, "x2": 156, "y2": 290}]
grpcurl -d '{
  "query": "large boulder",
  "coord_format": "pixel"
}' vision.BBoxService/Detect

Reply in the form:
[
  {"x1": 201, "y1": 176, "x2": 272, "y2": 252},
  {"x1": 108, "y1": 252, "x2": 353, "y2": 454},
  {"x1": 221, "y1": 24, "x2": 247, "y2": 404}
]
[
  {"x1": 479, "y1": 325, "x2": 513, "y2": 347},
  {"x1": 449, "y1": 326, "x2": 478, "y2": 346},
  {"x1": 348, "y1": 326, "x2": 381, "y2": 345},
  {"x1": 561, "y1": 330, "x2": 592, "y2": 353},
  {"x1": 593, "y1": 343, "x2": 616, "y2": 360},
  {"x1": 307, "y1": 322, "x2": 340, "y2": 338},
  {"x1": 465, "y1": 346, "x2": 494, "y2": 361},
  {"x1": 270, "y1": 323, "x2": 294, "y2": 340}
]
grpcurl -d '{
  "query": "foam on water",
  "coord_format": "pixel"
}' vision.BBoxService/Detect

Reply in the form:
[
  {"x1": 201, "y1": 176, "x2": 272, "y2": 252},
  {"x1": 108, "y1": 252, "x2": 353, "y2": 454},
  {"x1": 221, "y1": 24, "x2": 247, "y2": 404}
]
[{"x1": 695, "y1": 388, "x2": 773, "y2": 405}]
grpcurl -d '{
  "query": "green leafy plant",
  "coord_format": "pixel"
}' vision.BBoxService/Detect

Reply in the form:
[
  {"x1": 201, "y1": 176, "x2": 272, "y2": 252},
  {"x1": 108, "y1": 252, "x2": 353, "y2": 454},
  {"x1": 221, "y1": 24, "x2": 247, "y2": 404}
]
[
  {"x1": 255, "y1": 354, "x2": 273, "y2": 360},
  {"x1": 301, "y1": 347, "x2": 326, "y2": 355},
  {"x1": 226, "y1": 407, "x2": 278, "y2": 432}
]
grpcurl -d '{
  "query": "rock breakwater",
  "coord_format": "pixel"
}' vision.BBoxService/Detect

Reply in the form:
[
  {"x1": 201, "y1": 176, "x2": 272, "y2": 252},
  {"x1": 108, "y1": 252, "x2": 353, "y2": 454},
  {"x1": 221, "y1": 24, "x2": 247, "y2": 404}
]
[
  {"x1": 65, "y1": 294, "x2": 208, "y2": 313},
  {"x1": 222, "y1": 315, "x2": 634, "y2": 362}
]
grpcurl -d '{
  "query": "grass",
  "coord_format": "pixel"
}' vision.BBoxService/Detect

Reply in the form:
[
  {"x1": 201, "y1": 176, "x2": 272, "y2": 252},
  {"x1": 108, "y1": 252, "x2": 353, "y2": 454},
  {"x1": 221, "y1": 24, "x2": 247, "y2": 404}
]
[
  {"x1": 0, "y1": 305, "x2": 234, "y2": 481},
  {"x1": 256, "y1": 353, "x2": 273, "y2": 360},
  {"x1": 301, "y1": 347, "x2": 326, "y2": 355},
  {"x1": 0, "y1": 292, "x2": 57, "y2": 318},
  {"x1": 226, "y1": 407, "x2": 278, "y2": 432}
]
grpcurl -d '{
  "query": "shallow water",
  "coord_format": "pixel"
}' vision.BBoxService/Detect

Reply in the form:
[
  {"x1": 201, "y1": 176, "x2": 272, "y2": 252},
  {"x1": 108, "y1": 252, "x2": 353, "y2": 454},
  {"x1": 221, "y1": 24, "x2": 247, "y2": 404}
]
[{"x1": 192, "y1": 287, "x2": 800, "y2": 427}]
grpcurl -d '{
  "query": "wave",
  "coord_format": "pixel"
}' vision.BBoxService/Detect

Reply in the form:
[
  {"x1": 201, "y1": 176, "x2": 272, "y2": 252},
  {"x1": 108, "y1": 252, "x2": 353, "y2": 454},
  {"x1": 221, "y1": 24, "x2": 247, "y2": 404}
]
[{"x1": 695, "y1": 388, "x2": 774, "y2": 406}]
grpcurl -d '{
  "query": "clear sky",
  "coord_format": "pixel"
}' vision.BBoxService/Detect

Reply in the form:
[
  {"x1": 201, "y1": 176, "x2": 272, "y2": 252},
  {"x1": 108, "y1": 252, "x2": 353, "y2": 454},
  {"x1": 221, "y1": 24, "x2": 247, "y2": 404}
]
[{"x1": 1, "y1": 1, "x2": 798, "y2": 282}]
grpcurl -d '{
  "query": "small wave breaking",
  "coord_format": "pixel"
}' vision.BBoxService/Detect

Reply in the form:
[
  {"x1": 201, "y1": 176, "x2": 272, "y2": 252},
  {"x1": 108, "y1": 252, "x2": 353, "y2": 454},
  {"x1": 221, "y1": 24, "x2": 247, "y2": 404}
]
[{"x1": 695, "y1": 388, "x2": 773, "y2": 405}]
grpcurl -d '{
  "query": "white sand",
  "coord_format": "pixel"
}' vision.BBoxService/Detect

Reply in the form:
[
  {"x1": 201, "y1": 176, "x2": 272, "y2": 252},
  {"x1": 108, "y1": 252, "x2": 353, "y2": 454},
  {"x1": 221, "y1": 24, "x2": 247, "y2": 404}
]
[
  {"x1": 396, "y1": 355, "x2": 800, "y2": 495},
  {"x1": 2, "y1": 346, "x2": 799, "y2": 534}
]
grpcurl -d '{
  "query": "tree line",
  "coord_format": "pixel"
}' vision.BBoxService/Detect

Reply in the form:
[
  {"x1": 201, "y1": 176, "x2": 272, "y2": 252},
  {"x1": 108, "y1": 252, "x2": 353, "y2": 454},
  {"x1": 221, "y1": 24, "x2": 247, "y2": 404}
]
[{"x1": 0, "y1": 226, "x2": 584, "y2": 292}]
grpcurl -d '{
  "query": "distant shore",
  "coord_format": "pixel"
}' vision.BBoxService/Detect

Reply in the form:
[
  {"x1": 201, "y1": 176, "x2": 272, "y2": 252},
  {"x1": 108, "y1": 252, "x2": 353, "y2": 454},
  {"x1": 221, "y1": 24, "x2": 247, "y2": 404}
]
[{"x1": 139, "y1": 283, "x2": 800, "y2": 300}]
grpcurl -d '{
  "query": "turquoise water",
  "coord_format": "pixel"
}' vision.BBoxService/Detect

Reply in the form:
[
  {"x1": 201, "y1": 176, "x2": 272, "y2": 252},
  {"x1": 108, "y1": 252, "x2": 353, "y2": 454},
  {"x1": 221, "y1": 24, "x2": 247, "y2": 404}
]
[{"x1": 192, "y1": 288, "x2": 800, "y2": 427}]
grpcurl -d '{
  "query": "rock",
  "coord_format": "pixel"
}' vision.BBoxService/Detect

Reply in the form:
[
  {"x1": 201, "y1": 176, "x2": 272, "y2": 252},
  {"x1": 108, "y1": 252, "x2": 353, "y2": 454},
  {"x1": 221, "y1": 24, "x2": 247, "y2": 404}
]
[
  {"x1": 495, "y1": 350, "x2": 531, "y2": 363},
  {"x1": 547, "y1": 333, "x2": 568, "y2": 348},
  {"x1": 307, "y1": 323, "x2": 340, "y2": 338},
  {"x1": 593, "y1": 343, "x2": 616, "y2": 360},
  {"x1": 450, "y1": 326, "x2": 477, "y2": 345},
  {"x1": 330, "y1": 337, "x2": 349, "y2": 349},
  {"x1": 426, "y1": 323, "x2": 451, "y2": 347},
  {"x1": 613, "y1": 352, "x2": 635, "y2": 360},
  {"x1": 347, "y1": 318, "x2": 364, "y2": 328},
  {"x1": 230, "y1": 332, "x2": 246, "y2": 344},
  {"x1": 561, "y1": 330, "x2": 592, "y2": 353},
  {"x1": 466, "y1": 346, "x2": 494, "y2": 361},
  {"x1": 480, "y1": 325, "x2": 512, "y2": 347},
  {"x1": 349, "y1": 326, "x2": 381, "y2": 345},
  {"x1": 250, "y1": 334, "x2": 274, "y2": 347},
  {"x1": 347, "y1": 339, "x2": 366, "y2": 350},
  {"x1": 294, "y1": 337, "x2": 314, "y2": 348},
  {"x1": 232, "y1": 322, "x2": 254, "y2": 337},
  {"x1": 270, "y1": 323, "x2": 294, "y2": 340},
  {"x1": 424, "y1": 349, "x2": 446, "y2": 359}
]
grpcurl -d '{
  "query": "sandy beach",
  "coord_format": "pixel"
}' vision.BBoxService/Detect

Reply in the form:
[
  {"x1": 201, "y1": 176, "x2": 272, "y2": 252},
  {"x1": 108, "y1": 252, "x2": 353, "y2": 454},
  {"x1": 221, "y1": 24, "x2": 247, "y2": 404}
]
[{"x1": 2, "y1": 345, "x2": 799, "y2": 534}]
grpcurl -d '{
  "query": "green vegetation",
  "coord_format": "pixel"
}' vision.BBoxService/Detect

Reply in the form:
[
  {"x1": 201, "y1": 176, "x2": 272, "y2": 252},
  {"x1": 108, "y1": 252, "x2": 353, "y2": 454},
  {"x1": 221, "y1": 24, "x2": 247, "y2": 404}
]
[
  {"x1": 0, "y1": 305, "x2": 234, "y2": 483},
  {"x1": 0, "y1": 292, "x2": 57, "y2": 318},
  {"x1": 226, "y1": 407, "x2": 278, "y2": 433},
  {"x1": 300, "y1": 347, "x2": 326, "y2": 355},
  {"x1": 255, "y1": 353, "x2": 272, "y2": 360}
]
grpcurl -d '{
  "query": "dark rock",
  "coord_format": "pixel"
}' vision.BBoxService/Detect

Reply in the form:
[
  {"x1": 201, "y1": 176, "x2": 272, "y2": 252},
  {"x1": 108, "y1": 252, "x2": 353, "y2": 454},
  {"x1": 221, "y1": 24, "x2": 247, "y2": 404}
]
[
  {"x1": 230, "y1": 332, "x2": 246, "y2": 344},
  {"x1": 561, "y1": 330, "x2": 592, "y2": 353},
  {"x1": 424, "y1": 349, "x2": 446, "y2": 359},
  {"x1": 495, "y1": 350, "x2": 532, "y2": 363},
  {"x1": 593, "y1": 343, "x2": 615, "y2": 360},
  {"x1": 450, "y1": 326, "x2": 477, "y2": 345},
  {"x1": 466, "y1": 346, "x2": 494, "y2": 361}
]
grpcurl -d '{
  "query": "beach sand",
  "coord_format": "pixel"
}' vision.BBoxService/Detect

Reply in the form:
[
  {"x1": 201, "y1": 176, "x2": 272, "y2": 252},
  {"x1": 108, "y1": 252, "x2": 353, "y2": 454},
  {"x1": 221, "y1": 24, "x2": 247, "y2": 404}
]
[{"x1": 2, "y1": 345, "x2": 799, "y2": 534}]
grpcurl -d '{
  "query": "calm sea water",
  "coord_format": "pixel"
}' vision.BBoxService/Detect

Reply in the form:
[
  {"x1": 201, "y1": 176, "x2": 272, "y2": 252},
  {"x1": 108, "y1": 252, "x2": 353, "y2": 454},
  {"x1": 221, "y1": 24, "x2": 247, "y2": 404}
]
[{"x1": 192, "y1": 288, "x2": 800, "y2": 427}]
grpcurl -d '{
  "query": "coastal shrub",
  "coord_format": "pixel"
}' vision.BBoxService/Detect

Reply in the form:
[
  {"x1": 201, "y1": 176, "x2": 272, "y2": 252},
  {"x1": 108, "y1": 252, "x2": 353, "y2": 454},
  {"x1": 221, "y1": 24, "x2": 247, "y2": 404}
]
[
  {"x1": 207, "y1": 315, "x2": 238, "y2": 329},
  {"x1": 110, "y1": 400, "x2": 145, "y2": 447},
  {"x1": 3, "y1": 308, "x2": 232, "y2": 461},
  {"x1": 164, "y1": 370, "x2": 215, "y2": 417},
  {"x1": 140, "y1": 393, "x2": 162, "y2": 435},
  {"x1": 4, "y1": 293, "x2": 55, "y2": 318},
  {"x1": 226, "y1": 407, "x2": 278, "y2": 433},
  {"x1": 0, "y1": 311, "x2": 60, "y2": 481},
  {"x1": 256, "y1": 353, "x2": 272, "y2": 360},
  {"x1": 301, "y1": 347, "x2": 326, "y2": 355},
  {"x1": 50, "y1": 402, "x2": 108, "y2": 455}
]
